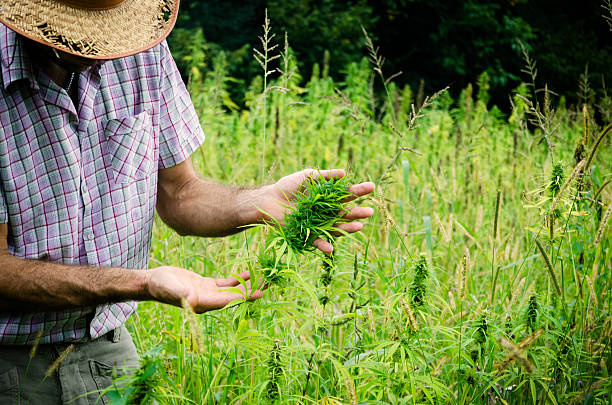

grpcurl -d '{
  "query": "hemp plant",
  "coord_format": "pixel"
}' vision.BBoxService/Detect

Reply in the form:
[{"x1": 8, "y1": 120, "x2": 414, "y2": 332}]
[
  {"x1": 268, "y1": 175, "x2": 352, "y2": 259},
  {"x1": 257, "y1": 250, "x2": 288, "y2": 287}
]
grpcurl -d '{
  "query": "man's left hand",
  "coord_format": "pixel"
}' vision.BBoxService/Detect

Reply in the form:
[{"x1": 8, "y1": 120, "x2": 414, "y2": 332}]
[{"x1": 256, "y1": 169, "x2": 375, "y2": 253}]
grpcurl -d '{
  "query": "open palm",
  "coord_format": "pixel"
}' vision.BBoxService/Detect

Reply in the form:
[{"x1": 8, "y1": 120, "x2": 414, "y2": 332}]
[{"x1": 146, "y1": 267, "x2": 263, "y2": 313}]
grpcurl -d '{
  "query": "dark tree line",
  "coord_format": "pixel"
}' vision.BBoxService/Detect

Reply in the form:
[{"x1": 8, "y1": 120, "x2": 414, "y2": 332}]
[{"x1": 172, "y1": 0, "x2": 611, "y2": 111}]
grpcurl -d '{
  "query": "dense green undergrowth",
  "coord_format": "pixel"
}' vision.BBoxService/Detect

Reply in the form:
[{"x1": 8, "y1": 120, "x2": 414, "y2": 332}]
[{"x1": 116, "y1": 29, "x2": 611, "y2": 405}]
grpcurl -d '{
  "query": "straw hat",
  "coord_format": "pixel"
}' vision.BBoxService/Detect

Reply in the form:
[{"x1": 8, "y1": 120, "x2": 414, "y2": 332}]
[{"x1": 0, "y1": 0, "x2": 180, "y2": 59}]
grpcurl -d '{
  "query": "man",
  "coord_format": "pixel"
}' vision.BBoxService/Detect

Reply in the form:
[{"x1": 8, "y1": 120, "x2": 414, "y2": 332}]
[{"x1": 0, "y1": 0, "x2": 374, "y2": 403}]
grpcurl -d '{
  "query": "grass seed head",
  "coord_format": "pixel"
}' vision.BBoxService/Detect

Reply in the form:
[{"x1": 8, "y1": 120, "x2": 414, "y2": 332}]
[{"x1": 45, "y1": 344, "x2": 75, "y2": 377}]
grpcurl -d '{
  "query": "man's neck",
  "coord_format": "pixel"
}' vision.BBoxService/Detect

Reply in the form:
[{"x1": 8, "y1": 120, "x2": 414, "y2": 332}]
[
  {"x1": 22, "y1": 40, "x2": 83, "y2": 102},
  {"x1": 23, "y1": 40, "x2": 71, "y2": 86}
]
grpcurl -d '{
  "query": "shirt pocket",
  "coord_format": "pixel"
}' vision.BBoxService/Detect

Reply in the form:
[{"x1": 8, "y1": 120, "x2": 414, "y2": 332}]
[{"x1": 104, "y1": 111, "x2": 155, "y2": 184}]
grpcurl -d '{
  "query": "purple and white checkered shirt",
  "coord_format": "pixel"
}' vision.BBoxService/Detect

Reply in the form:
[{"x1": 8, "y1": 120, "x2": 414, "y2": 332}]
[{"x1": 0, "y1": 24, "x2": 204, "y2": 344}]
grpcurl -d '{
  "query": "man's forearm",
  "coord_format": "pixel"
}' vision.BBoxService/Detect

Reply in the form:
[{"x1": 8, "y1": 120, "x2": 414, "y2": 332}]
[
  {"x1": 0, "y1": 254, "x2": 149, "y2": 311},
  {"x1": 157, "y1": 175, "x2": 268, "y2": 237}
]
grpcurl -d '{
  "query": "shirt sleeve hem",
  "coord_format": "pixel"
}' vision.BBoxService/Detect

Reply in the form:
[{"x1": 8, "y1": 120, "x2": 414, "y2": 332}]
[{"x1": 158, "y1": 128, "x2": 205, "y2": 169}]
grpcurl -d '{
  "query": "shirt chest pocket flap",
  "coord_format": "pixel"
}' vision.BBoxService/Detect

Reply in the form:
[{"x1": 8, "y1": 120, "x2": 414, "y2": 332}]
[{"x1": 104, "y1": 111, "x2": 155, "y2": 184}]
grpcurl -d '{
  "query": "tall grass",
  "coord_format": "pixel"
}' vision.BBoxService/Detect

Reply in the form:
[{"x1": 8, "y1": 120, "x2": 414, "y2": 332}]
[{"x1": 113, "y1": 20, "x2": 612, "y2": 405}]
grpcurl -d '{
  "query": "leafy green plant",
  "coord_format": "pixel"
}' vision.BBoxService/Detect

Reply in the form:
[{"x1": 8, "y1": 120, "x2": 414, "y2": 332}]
[
  {"x1": 269, "y1": 175, "x2": 352, "y2": 256},
  {"x1": 120, "y1": 18, "x2": 612, "y2": 404}
]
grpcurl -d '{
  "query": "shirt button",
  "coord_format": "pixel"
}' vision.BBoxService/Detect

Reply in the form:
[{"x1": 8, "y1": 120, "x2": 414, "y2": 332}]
[
  {"x1": 81, "y1": 183, "x2": 87, "y2": 194},
  {"x1": 84, "y1": 231, "x2": 94, "y2": 241}
]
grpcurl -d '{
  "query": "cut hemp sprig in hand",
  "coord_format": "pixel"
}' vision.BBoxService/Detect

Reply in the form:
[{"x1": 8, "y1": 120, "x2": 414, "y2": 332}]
[{"x1": 266, "y1": 174, "x2": 353, "y2": 259}]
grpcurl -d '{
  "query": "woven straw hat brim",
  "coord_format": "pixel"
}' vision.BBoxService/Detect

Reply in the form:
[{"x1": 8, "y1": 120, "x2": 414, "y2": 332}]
[{"x1": 0, "y1": 0, "x2": 179, "y2": 60}]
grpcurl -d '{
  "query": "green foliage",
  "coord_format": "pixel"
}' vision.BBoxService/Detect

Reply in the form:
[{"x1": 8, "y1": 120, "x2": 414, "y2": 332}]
[
  {"x1": 525, "y1": 294, "x2": 539, "y2": 332},
  {"x1": 549, "y1": 163, "x2": 565, "y2": 197},
  {"x1": 409, "y1": 253, "x2": 429, "y2": 307},
  {"x1": 105, "y1": 350, "x2": 163, "y2": 405},
  {"x1": 257, "y1": 251, "x2": 288, "y2": 287},
  {"x1": 271, "y1": 176, "x2": 351, "y2": 255},
  {"x1": 123, "y1": 28, "x2": 611, "y2": 404},
  {"x1": 266, "y1": 339, "x2": 283, "y2": 401},
  {"x1": 474, "y1": 309, "x2": 489, "y2": 347}
]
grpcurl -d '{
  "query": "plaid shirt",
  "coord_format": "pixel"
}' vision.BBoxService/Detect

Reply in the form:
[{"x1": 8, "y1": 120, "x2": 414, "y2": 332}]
[{"x1": 0, "y1": 24, "x2": 204, "y2": 344}]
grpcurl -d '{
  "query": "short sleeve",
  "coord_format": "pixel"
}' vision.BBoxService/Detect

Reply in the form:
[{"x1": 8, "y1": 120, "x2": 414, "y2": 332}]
[{"x1": 157, "y1": 40, "x2": 205, "y2": 169}]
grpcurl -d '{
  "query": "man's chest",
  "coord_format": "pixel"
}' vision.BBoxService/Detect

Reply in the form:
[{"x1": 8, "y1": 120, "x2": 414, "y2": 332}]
[{"x1": 0, "y1": 69, "x2": 160, "y2": 268}]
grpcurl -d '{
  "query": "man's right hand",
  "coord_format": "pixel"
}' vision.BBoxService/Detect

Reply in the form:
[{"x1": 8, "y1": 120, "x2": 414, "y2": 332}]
[{"x1": 145, "y1": 267, "x2": 264, "y2": 313}]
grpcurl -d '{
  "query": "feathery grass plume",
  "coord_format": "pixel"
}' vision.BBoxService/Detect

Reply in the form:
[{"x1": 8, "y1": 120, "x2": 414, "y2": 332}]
[
  {"x1": 272, "y1": 175, "x2": 351, "y2": 254},
  {"x1": 490, "y1": 189, "x2": 502, "y2": 303},
  {"x1": 321, "y1": 396, "x2": 344, "y2": 405},
  {"x1": 497, "y1": 329, "x2": 543, "y2": 374},
  {"x1": 253, "y1": 9, "x2": 280, "y2": 182},
  {"x1": 45, "y1": 344, "x2": 74, "y2": 377},
  {"x1": 181, "y1": 298, "x2": 204, "y2": 353},
  {"x1": 378, "y1": 87, "x2": 449, "y2": 187},
  {"x1": 409, "y1": 253, "x2": 429, "y2": 307},
  {"x1": 458, "y1": 249, "x2": 469, "y2": 300},
  {"x1": 370, "y1": 196, "x2": 396, "y2": 234},
  {"x1": 400, "y1": 297, "x2": 418, "y2": 332},
  {"x1": 517, "y1": 43, "x2": 559, "y2": 156},
  {"x1": 266, "y1": 339, "x2": 283, "y2": 401},
  {"x1": 578, "y1": 65, "x2": 592, "y2": 108},
  {"x1": 29, "y1": 329, "x2": 44, "y2": 359},
  {"x1": 604, "y1": 0, "x2": 612, "y2": 29},
  {"x1": 593, "y1": 202, "x2": 611, "y2": 247},
  {"x1": 345, "y1": 377, "x2": 358, "y2": 405},
  {"x1": 361, "y1": 26, "x2": 402, "y2": 125},
  {"x1": 525, "y1": 294, "x2": 539, "y2": 332},
  {"x1": 585, "y1": 275, "x2": 599, "y2": 308},
  {"x1": 534, "y1": 238, "x2": 562, "y2": 297},
  {"x1": 367, "y1": 306, "x2": 376, "y2": 334},
  {"x1": 493, "y1": 190, "x2": 502, "y2": 240}
]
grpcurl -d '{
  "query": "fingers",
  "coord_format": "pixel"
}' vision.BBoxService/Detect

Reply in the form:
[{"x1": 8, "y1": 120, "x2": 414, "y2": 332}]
[
  {"x1": 215, "y1": 270, "x2": 251, "y2": 287},
  {"x1": 342, "y1": 206, "x2": 374, "y2": 220},
  {"x1": 246, "y1": 288, "x2": 264, "y2": 301},
  {"x1": 344, "y1": 182, "x2": 376, "y2": 202},
  {"x1": 313, "y1": 238, "x2": 334, "y2": 254},
  {"x1": 303, "y1": 168, "x2": 346, "y2": 181},
  {"x1": 335, "y1": 221, "x2": 364, "y2": 234},
  {"x1": 299, "y1": 169, "x2": 375, "y2": 203}
]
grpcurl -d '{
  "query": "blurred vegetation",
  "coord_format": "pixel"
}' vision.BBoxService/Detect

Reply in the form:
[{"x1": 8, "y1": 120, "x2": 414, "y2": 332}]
[{"x1": 171, "y1": 0, "x2": 611, "y2": 112}]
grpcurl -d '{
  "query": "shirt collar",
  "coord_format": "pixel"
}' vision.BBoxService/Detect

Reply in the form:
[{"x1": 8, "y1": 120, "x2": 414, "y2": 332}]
[{"x1": 1, "y1": 23, "x2": 38, "y2": 91}]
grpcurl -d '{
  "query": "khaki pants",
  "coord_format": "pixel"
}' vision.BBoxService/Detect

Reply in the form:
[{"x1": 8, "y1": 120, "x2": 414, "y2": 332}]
[{"x1": 0, "y1": 326, "x2": 140, "y2": 405}]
